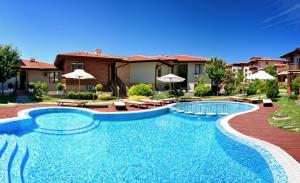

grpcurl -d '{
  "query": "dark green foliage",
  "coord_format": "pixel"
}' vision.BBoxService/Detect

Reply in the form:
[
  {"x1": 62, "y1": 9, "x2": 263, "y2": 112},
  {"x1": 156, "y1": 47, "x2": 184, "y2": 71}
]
[
  {"x1": 245, "y1": 79, "x2": 267, "y2": 96},
  {"x1": 266, "y1": 80, "x2": 279, "y2": 98},
  {"x1": 68, "y1": 91, "x2": 98, "y2": 100},
  {"x1": 289, "y1": 93, "x2": 298, "y2": 100},
  {"x1": 56, "y1": 83, "x2": 65, "y2": 91},
  {"x1": 29, "y1": 81, "x2": 49, "y2": 98},
  {"x1": 128, "y1": 83, "x2": 153, "y2": 96},
  {"x1": 0, "y1": 45, "x2": 21, "y2": 98},
  {"x1": 278, "y1": 82, "x2": 288, "y2": 90},
  {"x1": 236, "y1": 70, "x2": 244, "y2": 84},
  {"x1": 224, "y1": 82, "x2": 236, "y2": 95},
  {"x1": 264, "y1": 65, "x2": 277, "y2": 77},
  {"x1": 194, "y1": 84, "x2": 211, "y2": 96},
  {"x1": 292, "y1": 76, "x2": 300, "y2": 94},
  {"x1": 205, "y1": 57, "x2": 228, "y2": 95}
]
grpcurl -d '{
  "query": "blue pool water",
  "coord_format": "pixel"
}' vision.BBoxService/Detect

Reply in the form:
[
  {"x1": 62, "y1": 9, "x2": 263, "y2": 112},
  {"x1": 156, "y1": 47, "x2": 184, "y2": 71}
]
[{"x1": 0, "y1": 102, "x2": 287, "y2": 182}]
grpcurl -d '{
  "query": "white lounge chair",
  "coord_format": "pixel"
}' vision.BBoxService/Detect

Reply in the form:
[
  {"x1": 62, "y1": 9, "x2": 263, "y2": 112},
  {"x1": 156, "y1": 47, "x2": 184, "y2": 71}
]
[
  {"x1": 263, "y1": 99, "x2": 273, "y2": 107},
  {"x1": 160, "y1": 98, "x2": 177, "y2": 104},
  {"x1": 57, "y1": 99, "x2": 87, "y2": 107},
  {"x1": 125, "y1": 100, "x2": 148, "y2": 108},
  {"x1": 113, "y1": 101, "x2": 127, "y2": 109},
  {"x1": 140, "y1": 99, "x2": 163, "y2": 106}
]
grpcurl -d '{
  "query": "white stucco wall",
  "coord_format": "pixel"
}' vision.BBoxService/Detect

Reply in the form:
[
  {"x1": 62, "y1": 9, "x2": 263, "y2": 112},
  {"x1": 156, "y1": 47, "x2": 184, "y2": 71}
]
[
  {"x1": 130, "y1": 62, "x2": 156, "y2": 84},
  {"x1": 187, "y1": 62, "x2": 208, "y2": 91}
]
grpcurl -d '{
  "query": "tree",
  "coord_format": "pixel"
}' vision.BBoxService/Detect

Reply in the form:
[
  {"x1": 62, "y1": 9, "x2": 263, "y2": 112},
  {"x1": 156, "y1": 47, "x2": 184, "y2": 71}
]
[
  {"x1": 205, "y1": 57, "x2": 228, "y2": 95},
  {"x1": 236, "y1": 69, "x2": 244, "y2": 84},
  {"x1": 265, "y1": 65, "x2": 277, "y2": 77},
  {"x1": 0, "y1": 45, "x2": 21, "y2": 98}
]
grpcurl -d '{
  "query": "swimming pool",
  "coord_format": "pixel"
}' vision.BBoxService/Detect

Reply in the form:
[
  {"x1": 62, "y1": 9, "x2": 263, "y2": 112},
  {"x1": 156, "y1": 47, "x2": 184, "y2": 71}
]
[{"x1": 0, "y1": 102, "x2": 289, "y2": 182}]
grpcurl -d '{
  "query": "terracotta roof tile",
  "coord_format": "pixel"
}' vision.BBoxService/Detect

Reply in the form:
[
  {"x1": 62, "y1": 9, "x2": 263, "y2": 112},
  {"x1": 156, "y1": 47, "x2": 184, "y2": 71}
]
[
  {"x1": 21, "y1": 59, "x2": 57, "y2": 70},
  {"x1": 172, "y1": 55, "x2": 208, "y2": 62}
]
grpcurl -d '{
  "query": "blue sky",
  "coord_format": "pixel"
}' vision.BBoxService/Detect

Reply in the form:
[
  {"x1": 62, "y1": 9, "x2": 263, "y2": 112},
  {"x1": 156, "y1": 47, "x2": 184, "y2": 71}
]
[{"x1": 0, "y1": 0, "x2": 299, "y2": 63}]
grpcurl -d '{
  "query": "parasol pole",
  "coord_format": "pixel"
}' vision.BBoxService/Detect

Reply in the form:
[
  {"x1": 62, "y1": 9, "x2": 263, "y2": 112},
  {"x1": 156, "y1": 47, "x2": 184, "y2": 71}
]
[{"x1": 78, "y1": 77, "x2": 81, "y2": 100}]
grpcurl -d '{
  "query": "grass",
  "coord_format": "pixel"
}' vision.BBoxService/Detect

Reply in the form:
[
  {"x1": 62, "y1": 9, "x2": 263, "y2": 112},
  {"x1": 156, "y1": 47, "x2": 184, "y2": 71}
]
[{"x1": 268, "y1": 95, "x2": 300, "y2": 134}]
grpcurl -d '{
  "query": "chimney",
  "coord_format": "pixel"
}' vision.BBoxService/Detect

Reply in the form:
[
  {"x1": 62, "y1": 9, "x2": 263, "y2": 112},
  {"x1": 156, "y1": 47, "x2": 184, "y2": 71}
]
[
  {"x1": 95, "y1": 49, "x2": 102, "y2": 55},
  {"x1": 29, "y1": 58, "x2": 36, "y2": 62}
]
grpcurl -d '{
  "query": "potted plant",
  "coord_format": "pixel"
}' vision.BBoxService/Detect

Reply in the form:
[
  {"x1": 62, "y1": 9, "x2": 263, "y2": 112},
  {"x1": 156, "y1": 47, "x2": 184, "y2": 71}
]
[
  {"x1": 95, "y1": 84, "x2": 103, "y2": 95},
  {"x1": 56, "y1": 83, "x2": 65, "y2": 95},
  {"x1": 28, "y1": 82, "x2": 34, "y2": 94}
]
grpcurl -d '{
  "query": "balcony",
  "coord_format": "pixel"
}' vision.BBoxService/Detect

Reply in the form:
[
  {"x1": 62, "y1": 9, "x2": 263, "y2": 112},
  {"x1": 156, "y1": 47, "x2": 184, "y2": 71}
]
[{"x1": 289, "y1": 64, "x2": 300, "y2": 71}]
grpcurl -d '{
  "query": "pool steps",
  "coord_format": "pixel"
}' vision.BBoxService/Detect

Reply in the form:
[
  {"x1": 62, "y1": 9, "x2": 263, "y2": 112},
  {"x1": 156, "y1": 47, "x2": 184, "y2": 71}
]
[
  {"x1": 170, "y1": 108, "x2": 229, "y2": 116},
  {"x1": 34, "y1": 120, "x2": 101, "y2": 136},
  {"x1": 0, "y1": 135, "x2": 28, "y2": 183}
]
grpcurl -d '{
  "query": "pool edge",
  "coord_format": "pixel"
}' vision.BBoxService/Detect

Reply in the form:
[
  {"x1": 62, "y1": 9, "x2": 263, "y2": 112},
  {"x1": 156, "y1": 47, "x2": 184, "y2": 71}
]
[{"x1": 217, "y1": 102, "x2": 300, "y2": 183}]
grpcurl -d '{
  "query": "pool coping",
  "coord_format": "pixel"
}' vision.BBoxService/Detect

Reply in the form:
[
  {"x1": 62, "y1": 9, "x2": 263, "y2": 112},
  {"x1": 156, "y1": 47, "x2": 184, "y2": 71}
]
[
  {"x1": 216, "y1": 102, "x2": 300, "y2": 183},
  {"x1": 1, "y1": 102, "x2": 300, "y2": 182}
]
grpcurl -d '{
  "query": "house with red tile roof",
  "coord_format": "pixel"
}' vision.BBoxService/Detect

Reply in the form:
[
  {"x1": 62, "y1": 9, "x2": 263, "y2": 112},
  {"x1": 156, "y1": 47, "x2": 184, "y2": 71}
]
[
  {"x1": 1, "y1": 58, "x2": 59, "y2": 94},
  {"x1": 19, "y1": 58, "x2": 60, "y2": 91},
  {"x1": 280, "y1": 47, "x2": 300, "y2": 85},
  {"x1": 228, "y1": 57, "x2": 287, "y2": 82},
  {"x1": 54, "y1": 49, "x2": 209, "y2": 96}
]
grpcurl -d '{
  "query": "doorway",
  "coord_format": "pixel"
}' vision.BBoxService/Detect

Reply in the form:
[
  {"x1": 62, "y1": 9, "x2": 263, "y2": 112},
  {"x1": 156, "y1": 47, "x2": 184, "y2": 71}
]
[
  {"x1": 111, "y1": 62, "x2": 116, "y2": 82},
  {"x1": 178, "y1": 64, "x2": 188, "y2": 90},
  {"x1": 19, "y1": 70, "x2": 27, "y2": 89}
]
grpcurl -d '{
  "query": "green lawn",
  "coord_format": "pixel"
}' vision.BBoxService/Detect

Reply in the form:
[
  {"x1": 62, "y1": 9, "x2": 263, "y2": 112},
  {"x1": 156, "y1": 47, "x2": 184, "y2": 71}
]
[{"x1": 268, "y1": 95, "x2": 300, "y2": 134}]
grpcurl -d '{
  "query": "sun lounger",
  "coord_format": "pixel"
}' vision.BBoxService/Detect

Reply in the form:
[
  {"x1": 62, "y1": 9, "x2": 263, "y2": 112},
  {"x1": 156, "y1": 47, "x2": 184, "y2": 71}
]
[
  {"x1": 160, "y1": 98, "x2": 177, "y2": 104},
  {"x1": 85, "y1": 102, "x2": 109, "y2": 108},
  {"x1": 179, "y1": 97, "x2": 202, "y2": 102},
  {"x1": 229, "y1": 96, "x2": 245, "y2": 102},
  {"x1": 263, "y1": 99, "x2": 273, "y2": 107},
  {"x1": 140, "y1": 99, "x2": 163, "y2": 106},
  {"x1": 247, "y1": 98, "x2": 262, "y2": 104},
  {"x1": 113, "y1": 101, "x2": 127, "y2": 109},
  {"x1": 125, "y1": 100, "x2": 148, "y2": 108},
  {"x1": 57, "y1": 100, "x2": 87, "y2": 107}
]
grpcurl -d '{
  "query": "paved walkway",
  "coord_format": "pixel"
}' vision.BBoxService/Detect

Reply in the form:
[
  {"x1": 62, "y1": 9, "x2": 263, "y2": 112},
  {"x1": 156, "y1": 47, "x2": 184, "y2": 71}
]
[
  {"x1": 15, "y1": 96, "x2": 34, "y2": 103},
  {"x1": 229, "y1": 104, "x2": 300, "y2": 162}
]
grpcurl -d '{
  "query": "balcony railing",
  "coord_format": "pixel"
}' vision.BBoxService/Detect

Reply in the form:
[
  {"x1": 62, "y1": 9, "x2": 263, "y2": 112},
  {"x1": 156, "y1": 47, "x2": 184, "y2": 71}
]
[{"x1": 289, "y1": 64, "x2": 300, "y2": 71}]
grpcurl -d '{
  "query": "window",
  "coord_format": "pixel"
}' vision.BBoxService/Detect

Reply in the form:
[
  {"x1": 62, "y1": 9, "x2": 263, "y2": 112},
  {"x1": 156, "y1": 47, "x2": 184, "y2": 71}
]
[
  {"x1": 48, "y1": 71, "x2": 61, "y2": 83},
  {"x1": 71, "y1": 62, "x2": 84, "y2": 71},
  {"x1": 157, "y1": 67, "x2": 162, "y2": 77},
  {"x1": 195, "y1": 64, "x2": 203, "y2": 75}
]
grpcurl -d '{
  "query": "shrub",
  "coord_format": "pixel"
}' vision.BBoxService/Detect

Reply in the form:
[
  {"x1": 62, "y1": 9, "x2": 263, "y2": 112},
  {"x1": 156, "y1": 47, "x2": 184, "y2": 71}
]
[
  {"x1": 7, "y1": 83, "x2": 14, "y2": 89},
  {"x1": 246, "y1": 86, "x2": 257, "y2": 96},
  {"x1": 224, "y1": 82, "x2": 236, "y2": 95},
  {"x1": 127, "y1": 95, "x2": 149, "y2": 101},
  {"x1": 194, "y1": 84, "x2": 211, "y2": 96},
  {"x1": 266, "y1": 80, "x2": 279, "y2": 98},
  {"x1": 292, "y1": 76, "x2": 300, "y2": 94},
  {"x1": 153, "y1": 91, "x2": 169, "y2": 100},
  {"x1": 56, "y1": 83, "x2": 65, "y2": 91},
  {"x1": 289, "y1": 93, "x2": 298, "y2": 100},
  {"x1": 278, "y1": 82, "x2": 288, "y2": 90},
  {"x1": 128, "y1": 83, "x2": 153, "y2": 96},
  {"x1": 29, "y1": 81, "x2": 48, "y2": 98},
  {"x1": 246, "y1": 80, "x2": 267, "y2": 96},
  {"x1": 68, "y1": 91, "x2": 97, "y2": 100},
  {"x1": 98, "y1": 93, "x2": 116, "y2": 100},
  {"x1": 95, "y1": 84, "x2": 103, "y2": 91}
]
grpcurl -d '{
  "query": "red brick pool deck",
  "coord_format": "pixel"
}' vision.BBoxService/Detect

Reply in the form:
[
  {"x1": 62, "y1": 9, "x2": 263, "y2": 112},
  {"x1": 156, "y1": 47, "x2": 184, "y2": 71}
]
[{"x1": 0, "y1": 103, "x2": 300, "y2": 163}]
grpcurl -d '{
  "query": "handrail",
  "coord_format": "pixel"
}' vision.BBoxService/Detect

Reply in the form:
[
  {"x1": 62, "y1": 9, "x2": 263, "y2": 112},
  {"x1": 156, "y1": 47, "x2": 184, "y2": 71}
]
[{"x1": 109, "y1": 82, "x2": 120, "y2": 97}]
